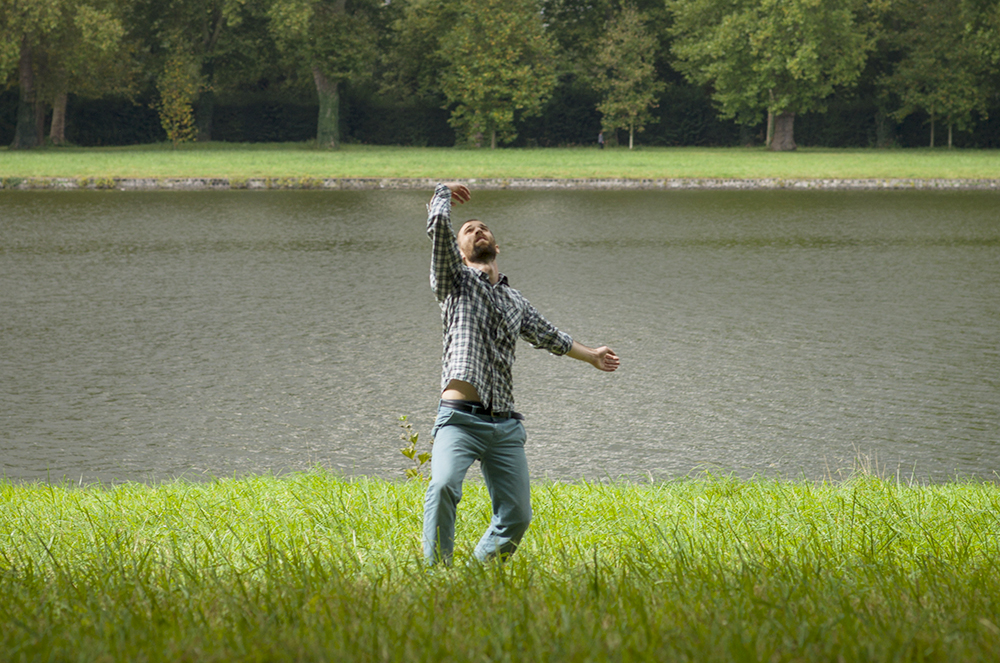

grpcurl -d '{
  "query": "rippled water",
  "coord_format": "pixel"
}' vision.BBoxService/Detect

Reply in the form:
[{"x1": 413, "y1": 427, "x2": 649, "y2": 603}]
[{"x1": 2, "y1": 189, "x2": 998, "y2": 483}]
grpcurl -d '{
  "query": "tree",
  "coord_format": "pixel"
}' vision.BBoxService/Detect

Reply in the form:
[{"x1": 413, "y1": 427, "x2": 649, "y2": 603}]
[
  {"x1": 668, "y1": 0, "x2": 881, "y2": 151},
  {"x1": 1, "y1": 0, "x2": 63, "y2": 149},
  {"x1": 592, "y1": 4, "x2": 665, "y2": 149},
  {"x1": 38, "y1": 1, "x2": 136, "y2": 145},
  {"x1": 438, "y1": 0, "x2": 558, "y2": 148},
  {"x1": 1, "y1": 0, "x2": 133, "y2": 148},
  {"x1": 379, "y1": 0, "x2": 457, "y2": 103},
  {"x1": 156, "y1": 52, "x2": 201, "y2": 147},
  {"x1": 268, "y1": 0, "x2": 379, "y2": 148},
  {"x1": 881, "y1": 0, "x2": 993, "y2": 148},
  {"x1": 128, "y1": 0, "x2": 274, "y2": 143}
]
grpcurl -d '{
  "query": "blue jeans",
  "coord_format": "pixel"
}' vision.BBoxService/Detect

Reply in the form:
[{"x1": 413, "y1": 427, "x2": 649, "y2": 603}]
[{"x1": 422, "y1": 405, "x2": 532, "y2": 565}]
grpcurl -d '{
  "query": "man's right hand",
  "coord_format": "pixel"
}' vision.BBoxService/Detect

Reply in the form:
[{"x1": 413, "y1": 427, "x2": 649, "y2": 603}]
[{"x1": 443, "y1": 182, "x2": 471, "y2": 204}]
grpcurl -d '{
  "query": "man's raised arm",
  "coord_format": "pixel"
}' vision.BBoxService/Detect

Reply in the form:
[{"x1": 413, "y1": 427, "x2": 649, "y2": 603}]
[{"x1": 427, "y1": 182, "x2": 472, "y2": 301}]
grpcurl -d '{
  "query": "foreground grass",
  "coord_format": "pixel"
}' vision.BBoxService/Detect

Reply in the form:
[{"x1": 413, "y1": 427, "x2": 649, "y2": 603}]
[
  {"x1": 1, "y1": 142, "x2": 999, "y2": 180},
  {"x1": 2, "y1": 471, "x2": 999, "y2": 662}
]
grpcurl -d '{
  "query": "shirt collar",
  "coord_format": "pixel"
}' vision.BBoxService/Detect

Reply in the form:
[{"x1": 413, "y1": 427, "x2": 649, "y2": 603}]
[{"x1": 473, "y1": 268, "x2": 508, "y2": 287}]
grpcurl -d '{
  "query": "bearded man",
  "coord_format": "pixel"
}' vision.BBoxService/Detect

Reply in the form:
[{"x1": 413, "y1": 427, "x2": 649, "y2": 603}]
[{"x1": 423, "y1": 182, "x2": 620, "y2": 565}]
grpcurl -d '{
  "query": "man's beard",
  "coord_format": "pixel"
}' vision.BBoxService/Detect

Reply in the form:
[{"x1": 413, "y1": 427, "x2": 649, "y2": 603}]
[{"x1": 467, "y1": 242, "x2": 497, "y2": 264}]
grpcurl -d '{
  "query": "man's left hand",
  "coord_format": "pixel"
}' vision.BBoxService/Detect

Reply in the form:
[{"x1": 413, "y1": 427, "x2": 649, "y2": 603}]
[
  {"x1": 568, "y1": 341, "x2": 620, "y2": 372},
  {"x1": 593, "y1": 346, "x2": 620, "y2": 372}
]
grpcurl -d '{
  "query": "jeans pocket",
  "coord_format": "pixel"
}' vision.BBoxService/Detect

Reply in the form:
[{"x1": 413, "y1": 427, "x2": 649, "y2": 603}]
[{"x1": 431, "y1": 407, "x2": 458, "y2": 438}]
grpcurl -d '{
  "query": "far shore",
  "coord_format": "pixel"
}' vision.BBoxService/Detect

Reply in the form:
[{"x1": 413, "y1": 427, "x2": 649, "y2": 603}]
[
  {"x1": 2, "y1": 144, "x2": 1000, "y2": 187},
  {"x1": 3, "y1": 175, "x2": 1000, "y2": 190}
]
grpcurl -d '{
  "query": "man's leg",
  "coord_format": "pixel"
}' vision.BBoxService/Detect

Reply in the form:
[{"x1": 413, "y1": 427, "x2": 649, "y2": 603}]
[
  {"x1": 423, "y1": 409, "x2": 484, "y2": 565},
  {"x1": 473, "y1": 418, "x2": 532, "y2": 562}
]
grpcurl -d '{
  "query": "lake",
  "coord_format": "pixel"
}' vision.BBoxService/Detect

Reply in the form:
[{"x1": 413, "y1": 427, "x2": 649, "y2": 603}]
[{"x1": 2, "y1": 188, "x2": 997, "y2": 484}]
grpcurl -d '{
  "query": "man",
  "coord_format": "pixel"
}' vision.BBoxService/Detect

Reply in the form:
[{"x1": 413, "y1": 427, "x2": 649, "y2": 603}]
[{"x1": 423, "y1": 181, "x2": 620, "y2": 566}]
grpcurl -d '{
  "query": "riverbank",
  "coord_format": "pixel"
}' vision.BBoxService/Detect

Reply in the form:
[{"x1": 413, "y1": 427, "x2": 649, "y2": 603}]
[
  {"x1": 2, "y1": 144, "x2": 999, "y2": 187},
  {"x1": 3, "y1": 471, "x2": 998, "y2": 661},
  {"x1": 4, "y1": 175, "x2": 1000, "y2": 190}
]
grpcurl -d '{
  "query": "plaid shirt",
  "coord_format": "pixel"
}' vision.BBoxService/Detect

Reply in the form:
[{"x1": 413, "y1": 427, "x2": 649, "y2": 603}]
[{"x1": 427, "y1": 183, "x2": 573, "y2": 412}]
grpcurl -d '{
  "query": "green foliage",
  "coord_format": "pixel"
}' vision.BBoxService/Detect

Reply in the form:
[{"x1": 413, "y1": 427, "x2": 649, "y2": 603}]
[
  {"x1": 59, "y1": 3, "x2": 137, "y2": 100},
  {"x1": 398, "y1": 415, "x2": 431, "y2": 481},
  {"x1": 3, "y1": 0, "x2": 999, "y2": 150},
  {"x1": 439, "y1": 0, "x2": 558, "y2": 148},
  {"x1": 0, "y1": 0, "x2": 134, "y2": 147},
  {"x1": 881, "y1": 0, "x2": 994, "y2": 146},
  {"x1": 668, "y1": 0, "x2": 881, "y2": 125},
  {"x1": 268, "y1": 0, "x2": 378, "y2": 82},
  {"x1": 0, "y1": 0, "x2": 64, "y2": 80},
  {"x1": 156, "y1": 53, "x2": 202, "y2": 148},
  {"x1": 268, "y1": 0, "x2": 380, "y2": 147},
  {"x1": 379, "y1": 0, "x2": 457, "y2": 103},
  {"x1": 592, "y1": 4, "x2": 665, "y2": 149}
]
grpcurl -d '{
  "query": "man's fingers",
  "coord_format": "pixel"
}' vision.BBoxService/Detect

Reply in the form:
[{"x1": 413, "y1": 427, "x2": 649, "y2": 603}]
[
  {"x1": 444, "y1": 182, "x2": 471, "y2": 203},
  {"x1": 597, "y1": 348, "x2": 620, "y2": 372}
]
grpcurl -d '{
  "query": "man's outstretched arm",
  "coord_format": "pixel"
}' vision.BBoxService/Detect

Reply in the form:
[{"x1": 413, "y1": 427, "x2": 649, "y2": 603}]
[{"x1": 567, "y1": 341, "x2": 620, "y2": 372}]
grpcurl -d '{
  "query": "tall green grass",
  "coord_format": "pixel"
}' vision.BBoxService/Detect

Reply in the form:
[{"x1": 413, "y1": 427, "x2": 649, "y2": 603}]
[
  {"x1": 2, "y1": 143, "x2": 999, "y2": 180},
  {"x1": 2, "y1": 471, "x2": 999, "y2": 661}
]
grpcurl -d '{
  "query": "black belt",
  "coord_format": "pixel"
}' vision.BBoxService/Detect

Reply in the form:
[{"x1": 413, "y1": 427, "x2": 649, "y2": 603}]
[{"x1": 440, "y1": 399, "x2": 524, "y2": 421}]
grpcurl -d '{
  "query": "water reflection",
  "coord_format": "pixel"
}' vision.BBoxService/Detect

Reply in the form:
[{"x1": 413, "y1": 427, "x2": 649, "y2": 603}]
[{"x1": 1, "y1": 189, "x2": 998, "y2": 483}]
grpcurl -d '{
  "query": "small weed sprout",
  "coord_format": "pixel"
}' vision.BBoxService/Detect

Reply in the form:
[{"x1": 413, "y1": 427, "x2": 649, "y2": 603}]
[{"x1": 399, "y1": 415, "x2": 432, "y2": 480}]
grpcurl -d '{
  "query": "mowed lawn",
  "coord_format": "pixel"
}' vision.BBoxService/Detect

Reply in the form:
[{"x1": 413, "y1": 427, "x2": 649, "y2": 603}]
[{"x1": 2, "y1": 142, "x2": 1000, "y2": 180}]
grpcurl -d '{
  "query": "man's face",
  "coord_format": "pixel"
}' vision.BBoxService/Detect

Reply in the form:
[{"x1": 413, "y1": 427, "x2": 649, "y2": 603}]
[{"x1": 458, "y1": 219, "x2": 498, "y2": 264}]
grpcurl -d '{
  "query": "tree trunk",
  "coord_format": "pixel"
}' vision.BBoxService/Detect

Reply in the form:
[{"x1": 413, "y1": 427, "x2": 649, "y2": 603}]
[
  {"x1": 196, "y1": 55, "x2": 216, "y2": 142},
  {"x1": 875, "y1": 110, "x2": 895, "y2": 148},
  {"x1": 766, "y1": 90, "x2": 775, "y2": 148},
  {"x1": 50, "y1": 91, "x2": 68, "y2": 144},
  {"x1": 12, "y1": 36, "x2": 39, "y2": 150},
  {"x1": 769, "y1": 112, "x2": 796, "y2": 151},
  {"x1": 196, "y1": 89, "x2": 215, "y2": 142},
  {"x1": 929, "y1": 113, "x2": 935, "y2": 148},
  {"x1": 629, "y1": 123, "x2": 634, "y2": 150},
  {"x1": 947, "y1": 124, "x2": 953, "y2": 149},
  {"x1": 491, "y1": 129, "x2": 496, "y2": 149},
  {"x1": 312, "y1": 66, "x2": 340, "y2": 149},
  {"x1": 34, "y1": 99, "x2": 46, "y2": 145}
]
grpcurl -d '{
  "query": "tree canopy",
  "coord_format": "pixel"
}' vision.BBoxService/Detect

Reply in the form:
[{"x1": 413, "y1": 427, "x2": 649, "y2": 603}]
[
  {"x1": 668, "y1": 0, "x2": 882, "y2": 150},
  {"x1": 2, "y1": 0, "x2": 999, "y2": 149},
  {"x1": 882, "y1": 0, "x2": 994, "y2": 147},
  {"x1": 439, "y1": 0, "x2": 558, "y2": 148},
  {"x1": 593, "y1": 4, "x2": 665, "y2": 149},
  {"x1": 2, "y1": 0, "x2": 132, "y2": 148}
]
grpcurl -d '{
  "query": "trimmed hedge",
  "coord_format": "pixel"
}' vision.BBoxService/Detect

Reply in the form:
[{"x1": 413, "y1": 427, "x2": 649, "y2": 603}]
[{"x1": 2, "y1": 85, "x2": 996, "y2": 149}]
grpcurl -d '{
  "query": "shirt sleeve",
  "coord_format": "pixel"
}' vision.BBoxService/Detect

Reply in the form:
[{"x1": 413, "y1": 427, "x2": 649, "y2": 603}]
[
  {"x1": 427, "y1": 183, "x2": 464, "y2": 302},
  {"x1": 519, "y1": 301, "x2": 573, "y2": 356}
]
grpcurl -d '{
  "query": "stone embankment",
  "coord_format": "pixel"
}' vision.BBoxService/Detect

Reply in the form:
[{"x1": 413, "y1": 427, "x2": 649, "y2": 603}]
[{"x1": 2, "y1": 176, "x2": 999, "y2": 191}]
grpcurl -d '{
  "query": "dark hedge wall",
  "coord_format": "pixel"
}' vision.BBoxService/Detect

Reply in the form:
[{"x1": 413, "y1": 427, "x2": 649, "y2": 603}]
[{"x1": 2, "y1": 85, "x2": 996, "y2": 149}]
